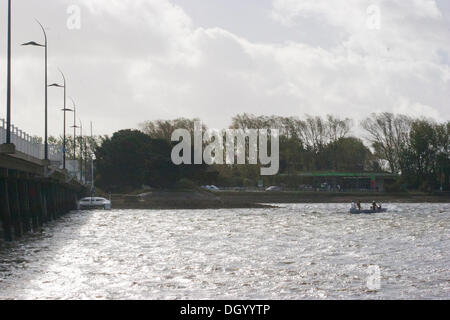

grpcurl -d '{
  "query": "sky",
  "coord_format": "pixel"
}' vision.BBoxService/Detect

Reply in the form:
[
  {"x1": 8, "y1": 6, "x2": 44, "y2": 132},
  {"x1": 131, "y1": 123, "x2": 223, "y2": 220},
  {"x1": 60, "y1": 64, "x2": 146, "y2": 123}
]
[{"x1": 0, "y1": 0, "x2": 449, "y2": 137}]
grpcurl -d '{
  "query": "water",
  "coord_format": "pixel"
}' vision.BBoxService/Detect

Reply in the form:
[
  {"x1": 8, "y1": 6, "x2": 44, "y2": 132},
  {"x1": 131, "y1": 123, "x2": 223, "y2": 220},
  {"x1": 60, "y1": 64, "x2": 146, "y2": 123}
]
[{"x1": 0, "y1": 203, "x2": 449, "y2": 300}]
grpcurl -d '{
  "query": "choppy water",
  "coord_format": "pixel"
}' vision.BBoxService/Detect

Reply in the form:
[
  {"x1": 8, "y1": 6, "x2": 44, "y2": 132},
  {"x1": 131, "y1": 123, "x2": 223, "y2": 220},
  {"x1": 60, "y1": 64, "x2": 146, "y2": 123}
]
[{"x1": 0, "y1": 203, "x2": 449, "y2": 300}]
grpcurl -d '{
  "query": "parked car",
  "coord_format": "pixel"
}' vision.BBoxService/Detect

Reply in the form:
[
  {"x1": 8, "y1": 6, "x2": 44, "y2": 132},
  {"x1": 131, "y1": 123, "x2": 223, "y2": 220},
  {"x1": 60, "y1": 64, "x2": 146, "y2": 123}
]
[
  {"x1": 265, "y1": 186, "x2": 282, "y2": 192},
  {"x1": 201, "y1": 185, "x2": 220, "y2": 191},
  {"x1": 77, "y1": 197, "x2": 111, "y2": 210}
]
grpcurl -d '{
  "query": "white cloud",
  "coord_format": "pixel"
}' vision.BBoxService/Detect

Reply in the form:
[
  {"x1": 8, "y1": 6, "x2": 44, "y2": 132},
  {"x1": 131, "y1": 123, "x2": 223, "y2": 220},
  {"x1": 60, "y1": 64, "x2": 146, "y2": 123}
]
[{"x1": 0, "y1": 0, "x2": 448, "y2": 137}]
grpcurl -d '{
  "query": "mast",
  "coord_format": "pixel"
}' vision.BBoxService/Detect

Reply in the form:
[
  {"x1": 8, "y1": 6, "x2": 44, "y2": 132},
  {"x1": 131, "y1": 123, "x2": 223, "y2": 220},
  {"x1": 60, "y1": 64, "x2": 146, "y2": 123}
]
[{"x1": 90, "y1": 121, "x2": 94, "y2": 197}]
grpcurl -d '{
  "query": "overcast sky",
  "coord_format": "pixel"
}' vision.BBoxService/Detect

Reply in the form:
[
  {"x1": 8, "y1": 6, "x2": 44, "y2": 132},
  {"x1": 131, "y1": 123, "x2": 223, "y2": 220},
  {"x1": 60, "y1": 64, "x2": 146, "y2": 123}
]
[{"x1": 0, "y1": 0, "x2": 449, "y2": 137}]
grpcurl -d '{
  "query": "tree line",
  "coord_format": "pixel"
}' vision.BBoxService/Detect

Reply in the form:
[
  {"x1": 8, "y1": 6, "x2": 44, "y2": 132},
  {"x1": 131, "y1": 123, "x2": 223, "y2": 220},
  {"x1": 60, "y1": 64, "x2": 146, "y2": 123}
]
[{"x1": 49, "y1": 113, "x2": 449, "y2": 192}]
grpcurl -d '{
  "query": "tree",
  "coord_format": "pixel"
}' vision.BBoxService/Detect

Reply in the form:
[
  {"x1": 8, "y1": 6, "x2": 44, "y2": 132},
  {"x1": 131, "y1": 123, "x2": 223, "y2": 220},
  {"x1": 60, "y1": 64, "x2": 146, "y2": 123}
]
[
  {"x1": 140, "y1": 118, "x2": 206, "y2": 141},
  {"x1": 361, "y1": 113, "x2": 411, "y2": 173},
  {"x1": 326, "y1": 115, "x2": 352, "y2": 143},
  {"x1": 323, "y1": 137, "x2": 373, "y2": 172},
  {"x1": 94, "y1": 114, "x2": 447, "y2": 192},
  {"x1": 48, "y1": 134, "x2": 104, "y2": 161},
  {"x1": 95, "y1": 129, "x2": 217, "y2": 192},
  {"x1": 95, "y1": 130, "x2": 155, "y2": 191},
  {"x1": 399, "y1": 119, "x2": 450, "y2": 191}
]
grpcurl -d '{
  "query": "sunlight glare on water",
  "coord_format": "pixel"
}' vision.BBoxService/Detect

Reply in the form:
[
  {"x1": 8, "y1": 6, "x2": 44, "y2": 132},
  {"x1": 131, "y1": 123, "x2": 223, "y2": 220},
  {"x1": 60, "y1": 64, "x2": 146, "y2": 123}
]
[{"x1": 0, "y1": 203, "x2": 449, "y2": 299}]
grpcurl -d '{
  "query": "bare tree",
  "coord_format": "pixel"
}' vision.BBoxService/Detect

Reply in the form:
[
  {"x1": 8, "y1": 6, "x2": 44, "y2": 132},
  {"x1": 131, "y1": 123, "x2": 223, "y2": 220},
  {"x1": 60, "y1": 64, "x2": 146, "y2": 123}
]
[
  {"x1": 140, "y1": 118, "x2": 206, "y2": 140},
  {"x1": 361, "y1": 113, "x2": 412, "y2": 173},
  {"x1": 299, "y1": 115, "x2": 328, "y2": 151},
  {"x1": 326, "y1": 115, "x2": 352, "y2": 143}
]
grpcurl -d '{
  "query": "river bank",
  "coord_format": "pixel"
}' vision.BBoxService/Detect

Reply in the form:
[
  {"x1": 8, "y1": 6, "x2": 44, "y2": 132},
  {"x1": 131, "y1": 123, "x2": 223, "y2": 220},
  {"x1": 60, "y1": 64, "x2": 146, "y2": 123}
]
[
  {"x1": 110, "y1": 191, "x2": 273, "y2": 209},
  {"x1": 110, "y1": 190, "x2": 450, "y2": 209}
]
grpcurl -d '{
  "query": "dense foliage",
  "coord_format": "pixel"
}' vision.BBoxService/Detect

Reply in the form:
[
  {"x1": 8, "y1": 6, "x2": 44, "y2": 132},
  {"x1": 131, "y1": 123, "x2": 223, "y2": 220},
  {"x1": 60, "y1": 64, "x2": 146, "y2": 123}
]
[
  {"x1": 362, "y1": 113, "x2": 449, "y2": 191},
  {"x1": 93, "y1": 130, "x2": 213, "y2": 192},
  {"x1": 50, "y1": 113, "x2": 449, "y2": 192}
]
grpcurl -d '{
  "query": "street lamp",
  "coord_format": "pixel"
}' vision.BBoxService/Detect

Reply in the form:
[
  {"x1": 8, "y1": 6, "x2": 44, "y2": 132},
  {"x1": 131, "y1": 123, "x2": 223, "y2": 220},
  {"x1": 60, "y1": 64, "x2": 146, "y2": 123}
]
[
  {"x1": 22, "y1": 19, "x2": 48, "y2": 160},
  {"x1": 79, "y1": 119, "x2": 88, "y2": 185},
  {"x1": 5, "y1": 0, "x2": 12, "y2": 145},
  {"x1": 79, "y1": 120, "x2": 84, "y2": 183},
  {"x1": 69, "y1": 98, "x2": 79, "y2": 160},
  {"x1": 49, "y1": 69, "x2": 73, "y2": 170}
]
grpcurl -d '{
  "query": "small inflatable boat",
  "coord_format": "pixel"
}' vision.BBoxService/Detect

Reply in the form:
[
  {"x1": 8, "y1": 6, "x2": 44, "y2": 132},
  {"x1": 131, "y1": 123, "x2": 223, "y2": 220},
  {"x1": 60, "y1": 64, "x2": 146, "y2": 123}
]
[{"x1": 350, "y1": 207, "x2": 387, "y2": 214}]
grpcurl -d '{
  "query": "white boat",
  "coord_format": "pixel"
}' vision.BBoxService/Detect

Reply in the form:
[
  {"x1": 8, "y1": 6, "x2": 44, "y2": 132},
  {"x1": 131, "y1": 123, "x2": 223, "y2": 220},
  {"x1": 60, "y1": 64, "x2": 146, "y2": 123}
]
[{"x1": 77, "y1": 197, "x2": 111, "y2": 210}]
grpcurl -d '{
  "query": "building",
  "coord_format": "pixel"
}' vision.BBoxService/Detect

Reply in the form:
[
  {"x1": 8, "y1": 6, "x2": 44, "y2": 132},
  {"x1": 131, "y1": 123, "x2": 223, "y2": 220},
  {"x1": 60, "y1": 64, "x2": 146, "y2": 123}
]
[{"x1": 283, "y1": 172, "x2": 398, "y2": 192}]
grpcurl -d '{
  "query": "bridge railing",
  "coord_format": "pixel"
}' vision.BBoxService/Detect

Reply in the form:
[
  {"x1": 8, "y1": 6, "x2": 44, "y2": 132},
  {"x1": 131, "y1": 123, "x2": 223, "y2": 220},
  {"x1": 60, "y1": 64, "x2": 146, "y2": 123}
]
[{"x1": 0, "y1": 118, "x2": 63, "y2": 163}]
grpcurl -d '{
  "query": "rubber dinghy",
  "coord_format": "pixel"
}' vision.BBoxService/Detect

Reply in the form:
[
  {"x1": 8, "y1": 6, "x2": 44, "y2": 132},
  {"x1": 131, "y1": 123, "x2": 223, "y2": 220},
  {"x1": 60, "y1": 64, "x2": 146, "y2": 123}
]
[{"x1": 350, "y1": 208, "x2": 388, "y2": 214}]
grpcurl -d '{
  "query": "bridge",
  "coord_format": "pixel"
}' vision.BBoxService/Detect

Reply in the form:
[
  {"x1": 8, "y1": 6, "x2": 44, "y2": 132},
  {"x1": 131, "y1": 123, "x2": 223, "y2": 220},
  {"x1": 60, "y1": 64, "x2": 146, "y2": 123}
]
[
  {"x1": 0, "y1": 120, "x2": 87, "y2": 241},
  {"x1": 0, "y1": 1, "x2": 91, "y2": 242}
]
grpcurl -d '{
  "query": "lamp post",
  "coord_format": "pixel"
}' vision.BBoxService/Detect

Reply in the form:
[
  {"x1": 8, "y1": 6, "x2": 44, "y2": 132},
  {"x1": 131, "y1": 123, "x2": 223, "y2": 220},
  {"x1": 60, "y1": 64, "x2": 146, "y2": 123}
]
[
  {"x1": 79, "y1": 120, "x2": 83, "y2": 183},
  {"x1": 49, "y1": 70, "x2": 72, "y2": 170},
  {"x1": 84, "y1": 124, "x2": 88, "y2": 185},
  {"x1": 79, "y1": 120, "x2": 88, "y2": 184},
  {"x1": 5, "y1": 0, "x2": 12, "y2": 145},
  {"x1": 22, "y1": 20, "x2": 48, "y2": 160},
  {"x1": 70, "y1": 98, "x2": 79, "y2": 160},
  {"x1": 90, "y1": 121, "x2": 95, "y2": 198}
]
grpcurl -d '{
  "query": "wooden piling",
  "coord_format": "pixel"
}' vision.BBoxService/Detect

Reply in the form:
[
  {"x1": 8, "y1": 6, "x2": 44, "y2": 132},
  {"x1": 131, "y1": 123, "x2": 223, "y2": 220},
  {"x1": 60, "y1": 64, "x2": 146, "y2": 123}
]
[
  {"x1": 62, "y1": 187, "x2": 68, "y2": 214},
  {"x1": 28, "y1": 180, "x2": 39, "y2": 231},
  {"x1": 38, "y1": 181, "x2": 48, "y2": 224},
  {"x1": 53, "y1": 184, "x2": 59, "y2": 219},
  {"x1": 0, "y1": 168, "x2": 13, "y2": 241},
  {"x1": 56, "y1": 185, "x2": 62, "y2": 217},
  {"x1": 18, "y1": 175, "x2": 31, "y2": 233},
  {"x1": 51, "y1": 183, "x2": 58, "y2": 219},
  {"x1": 8, "y1": 170, "x2": 23, "y2": 238}
]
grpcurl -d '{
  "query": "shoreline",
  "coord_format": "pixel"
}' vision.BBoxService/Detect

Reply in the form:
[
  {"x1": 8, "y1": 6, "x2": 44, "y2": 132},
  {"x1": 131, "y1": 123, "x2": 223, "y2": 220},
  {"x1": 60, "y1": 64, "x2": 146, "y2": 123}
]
[{"x1": 110, "y1": 190, "x2": 450, "y2": 209}]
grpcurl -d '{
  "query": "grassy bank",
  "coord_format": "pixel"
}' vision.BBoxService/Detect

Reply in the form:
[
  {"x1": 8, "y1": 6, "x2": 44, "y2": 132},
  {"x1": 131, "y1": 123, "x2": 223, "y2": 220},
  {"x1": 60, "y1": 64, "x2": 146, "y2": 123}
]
[
  {"x1": 217, "y1": 191, "x2": 450, "y2": 204},
  {"x1": 110, "y1": 190, "x2": 273, "y2": 209},
  {"x1": 109, "y1": 190, "x2": 450, "y2": 209}
]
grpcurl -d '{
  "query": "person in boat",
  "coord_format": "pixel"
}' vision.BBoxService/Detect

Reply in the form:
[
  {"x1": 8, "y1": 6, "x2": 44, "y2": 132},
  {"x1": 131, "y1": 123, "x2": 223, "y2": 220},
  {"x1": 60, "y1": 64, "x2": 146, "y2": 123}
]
[
  {"x1": 372, "y1": 201, "x2": 379, "y2": 211},
  {"x1": 351, "y1": 202, "x2": 356, "y2": 210},
  {"x1": 356, "y1": 201, "x2": 361, "y2": 211}
]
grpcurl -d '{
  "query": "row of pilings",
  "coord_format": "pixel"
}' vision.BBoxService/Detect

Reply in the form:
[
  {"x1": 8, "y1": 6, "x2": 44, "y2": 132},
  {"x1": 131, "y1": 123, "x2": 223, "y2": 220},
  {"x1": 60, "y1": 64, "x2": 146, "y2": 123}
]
[{"x1": 0, "y1": 168, "x2": 81, "y2": 241}]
